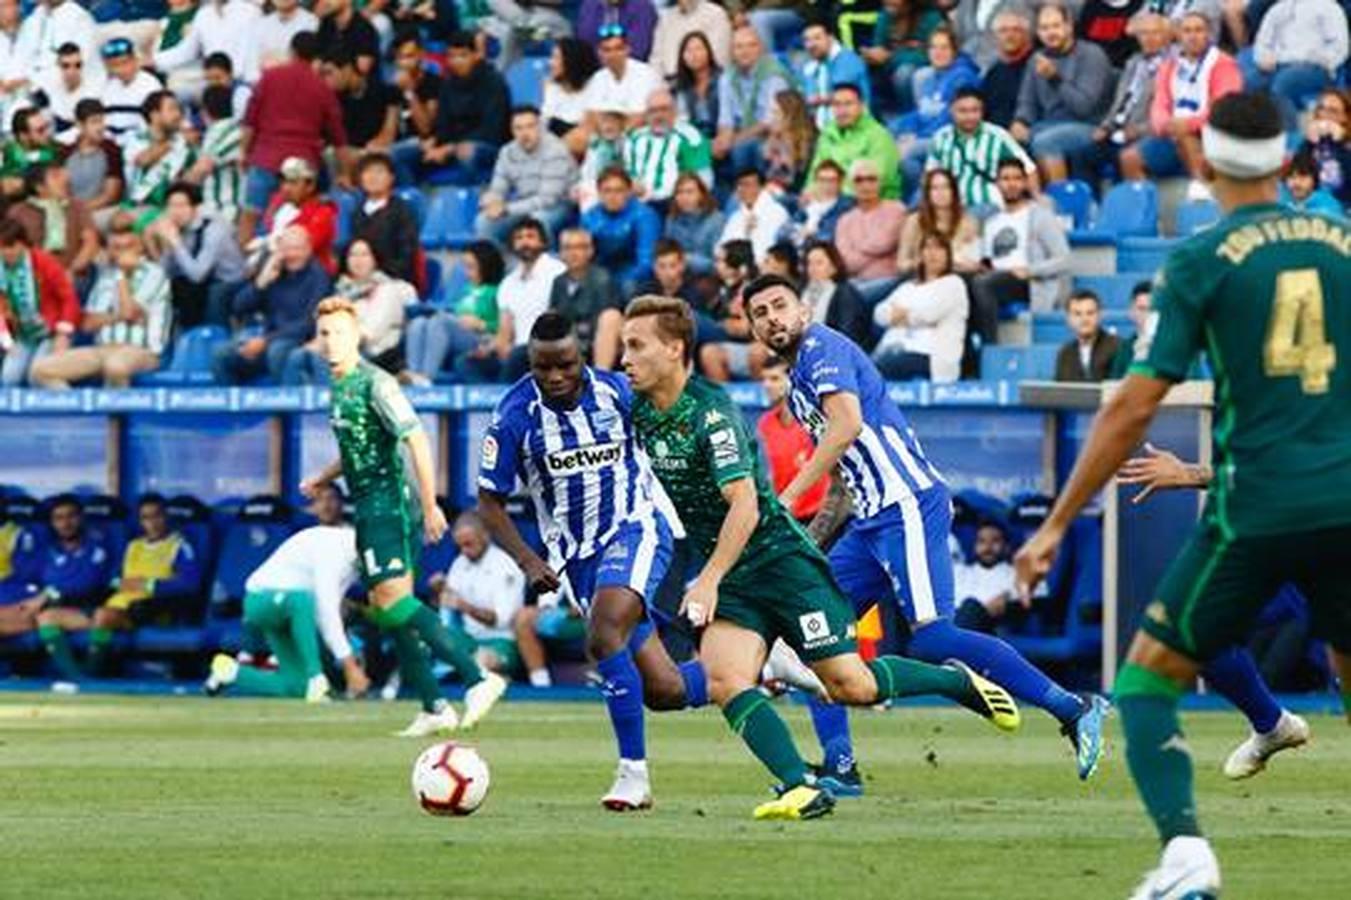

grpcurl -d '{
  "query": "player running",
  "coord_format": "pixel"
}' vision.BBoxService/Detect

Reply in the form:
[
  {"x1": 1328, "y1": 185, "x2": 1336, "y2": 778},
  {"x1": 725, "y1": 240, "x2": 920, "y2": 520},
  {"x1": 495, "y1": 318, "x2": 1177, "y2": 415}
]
[
  {"x1": 621, "y1": 296, "x2": 1020, "y2": 821},
  {"x1": 1118, "y1": 444, "x2": 1309, "y2": 780},
  {"x1": 744, "y1": 274, "x2": 1111, "y2": 781},
  {"x1": 476, "y1": 312, "x2": 709, "y2": 811},
  {"x1": 302, "y1": 297, "x2": 506, "y2": 735},
  {"x1": 1016, "y1": 85, "x2": 1351, "y2": 890}
]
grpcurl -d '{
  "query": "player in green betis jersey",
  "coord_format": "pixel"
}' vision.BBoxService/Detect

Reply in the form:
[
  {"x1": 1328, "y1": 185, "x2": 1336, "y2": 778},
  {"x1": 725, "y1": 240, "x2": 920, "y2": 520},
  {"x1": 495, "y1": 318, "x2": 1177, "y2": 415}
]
[
  {"x1": 622, "y1": 296, "x2": 1021, "y2": 821},
  {"x1": 1017, "y1": 93, "x2": 1351, "y2": 899},
  {"x1": 300, "y1": 298, "x2": 507, "y2": 735}
]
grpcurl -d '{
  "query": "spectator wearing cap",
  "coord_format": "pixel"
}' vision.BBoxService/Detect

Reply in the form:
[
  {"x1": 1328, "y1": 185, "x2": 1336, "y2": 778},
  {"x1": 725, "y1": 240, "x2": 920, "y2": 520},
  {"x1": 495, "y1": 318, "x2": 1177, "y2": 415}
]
[
  {"x1": 580, "y1": 167, "x2": 660, "y2": 296},
  {"x1": 1, "y1": 109, "x2": 58, "y2": 196},
  {"x1": 31, "y1": 218, "x2": 172, "y2": 388},
  {"x1": 0, "y1": 218, "x2": 79, "y2": 386},
  {"x1": 31, "y1": 42, "x2": 103, "y2": 144},
  {"x1": 59, "y1": 100, "x2": 123, "y2": 219},
  {"x1": 248, "y1": 0, "x2": 319, "y2": 75},
  {"x1": 316, "y1": 0, "x2": 380, "y2": 78},
  {"x1": 1009, "y1": 2, "x2": 1115, "y2": 184},
  {"x1": 477, "y1": 106, "x2": 577, "y2": 246},
  {"x1": 719, "y1": 166, "x2": 790, "y2": 260},
  {"x1": 399, "y1": 32, "x2": 509, "y2": 187},
  {"x1": 99, "y1": 37, "x2": 165, "y2": 147},
  {"x1": 213, "y1": 225, "x2": 330, "y2": 385},
  {"x1": 321, "y1": 48, "x2": 399, "y2": 161},
  {"x1": 579, "y1": 0, "x2": 659, "y2": 63},
  {"x1": 833, "y1": 159, "x2": 905, "y2": 299},
  {"x1": 239, "y1": 31, "x2": 347, "y2": 248},
  {"x1": 123, "y1": 91, "x2": 195, "y2": 226},
  {"x1": 651, "y1": 0, "x2": 731, "y2": 79},
  {"x1": 1127, "y1": 11, "x2": 1241, "y2": 201},
  {"x1": 583, "y1": 24, "x2": 662, "y2": 127},
  {"x1": 351, "y1": 152, "x2": 420, "y2": 287},
  {"x1": 7, "y1": 162, "x2": 99, "y2": 293},
  {"x1": 258, "y1": 157, "x2": 338, "y2": 275},
  {"x1": 799, "y1": 18, "x2": 870, "y2": 130},
  {"x1": 1241, "y1": 0, "x2": 1349, "y2": 131},
  {"x1": 714, "y1": 25, "x2": 790, "y2": 176},
  {"x1": 15, "y1": 0, "x2": 101, "y2": 84},
  {"x1": 979, "y1": 9, "x2": 1034, "y2": 129},
  {"x1": 155, "y1": 0, "x2": 262, "y2": 92},
  {"x1": 805, "y1": 83, "x2": 900, "y2": 201},
  {"x1": 148, "y1": 181, "x2": 248, "y2": 330}
]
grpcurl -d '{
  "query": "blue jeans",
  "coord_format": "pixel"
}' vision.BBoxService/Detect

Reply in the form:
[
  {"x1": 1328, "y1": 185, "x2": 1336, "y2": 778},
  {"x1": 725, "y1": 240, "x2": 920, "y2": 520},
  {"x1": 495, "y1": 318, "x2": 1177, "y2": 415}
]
[
  {"x1": 872, "y1": 347, "x2": 931, "y2": 381},
  {"x1": 887, "y1": 62, "x2": 922, "y2": 114},
  {"x1": 852, "y1": 276, "x2": 903, "y2": 306},
  {"x1": 1239, "y1": 50, "x2": 1330, "y2": 129},
  {"x1": 1030, "y1": 121, "x2": 1098, "y2": 163},
  {"x1": 211, "y1": 337, "x2": 300, "y2": 385},
  {"x1": 243, "y1": 167, "x2": 280, "y2": 213},
  {"x1": 405, "y1": 312, "x2": 485, "y2": 378},
  {"x1": 391, "y1": 139, "x2": 498, "y2": 187},
  {"x1": 474, "y1": 203, "x2": 571, "y2": 246},
  {"x1": 901, "y1": 138, "x2": 932, "y2": 199},
  {"x1": 1, "y1": 338, "x2": 51, "y2": 386},
  {"x1": 282, "y1": 347, "x2": 329, "y2": 386}
]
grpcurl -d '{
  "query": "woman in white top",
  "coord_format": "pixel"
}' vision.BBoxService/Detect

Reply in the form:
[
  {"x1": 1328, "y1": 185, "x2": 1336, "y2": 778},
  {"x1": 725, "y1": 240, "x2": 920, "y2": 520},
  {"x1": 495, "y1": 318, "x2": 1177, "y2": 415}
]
[
  {"x1": 896, "y1": 168, "x2": 981, "y2": 279},
  {"x1": 541, "y1": 38, "x2": 600, "y2": 157},
  {"x1": 872, "y1": 233, "x2": 969, "y2": 383}
]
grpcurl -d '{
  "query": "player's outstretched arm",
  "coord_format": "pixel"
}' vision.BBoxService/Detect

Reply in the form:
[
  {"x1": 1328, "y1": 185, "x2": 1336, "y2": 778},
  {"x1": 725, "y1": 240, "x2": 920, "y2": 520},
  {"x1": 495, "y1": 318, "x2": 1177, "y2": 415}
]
[
  {"x1": 404, "y1": 429, "x2": 447, "y2": 543},
  {"x1": 782, "y1": 392, "x2": 863, "y2": 509},
  {"x1": 1117, "y1": 443, "x2": 1213, "y2": 504},
  {"x1": 476, "y1": 488, "x2": 560, "y2": 594},
  {"x1": 684, "y1": 478, "x2": 760, "y2": 627},
  {"x1": 300, "y1": 459, "x2": 345, "y2": 498},
  {"x1": 1015, "y1": 374, "x2": 1172, "y2": 597}
]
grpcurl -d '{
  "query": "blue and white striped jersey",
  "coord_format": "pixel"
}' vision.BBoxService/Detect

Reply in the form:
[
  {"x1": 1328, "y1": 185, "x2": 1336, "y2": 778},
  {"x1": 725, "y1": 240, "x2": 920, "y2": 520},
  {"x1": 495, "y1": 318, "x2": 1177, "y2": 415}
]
[
  {"x1": 478, "y1": 368, "x2": 663, "y2": 568},
  {"x1": 788, "y1": 323, "x2": 947, "y2": 519}
]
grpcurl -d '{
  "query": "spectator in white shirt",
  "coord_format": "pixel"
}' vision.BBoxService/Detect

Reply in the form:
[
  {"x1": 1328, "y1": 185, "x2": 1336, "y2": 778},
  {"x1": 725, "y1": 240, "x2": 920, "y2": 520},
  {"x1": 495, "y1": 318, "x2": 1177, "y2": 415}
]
[
  {"x1": 433, "y1": 512, "x2": 527, "y2": 677},
  {"x1": 155, "y1": 0, "x2": 263, "y2": 94},
  {"x1": 16, "y1": 0, "x2": 101, "y2": 85},
  {"x1": 249, "y1": 0, "x2": 320, "y2": 75},
  {"x1": 33, "y1": 42, "x2": 103, "y2": 144},
  {"x1": 99, "y1": 37, "x2": 165, "y2": 147},
  {"x1": 871, "y1": 233, "x2": 969, "y2": 383},
  {"x1": 482, "y1": 217, "x2": 567, "y2": 382},
  {"x1": 583, "y1": 25, "x2": 660, "y2": 127},
  {"x1": 718, "y1": 167, "x2": 790, "y2": 260},
  {"x1": 952, "y1": 521, "x2": 1031, "y2": 634}
]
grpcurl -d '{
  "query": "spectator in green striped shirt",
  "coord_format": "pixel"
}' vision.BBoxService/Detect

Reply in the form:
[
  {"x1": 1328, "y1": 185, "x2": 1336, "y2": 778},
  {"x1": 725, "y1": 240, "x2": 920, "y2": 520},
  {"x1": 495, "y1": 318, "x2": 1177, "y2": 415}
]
[
  {"x1": 30, "y1": 217, "x2": 171, "y2": 388},
  {"x1": 923, "y1": 87, "x2": 1037, "y2": 212},
  {"x1": 623, "y1": 87, "x2": 712, "y2": 209},
  {"x1": 187, "y1": 85, "x2": 243, "y2": 226}
]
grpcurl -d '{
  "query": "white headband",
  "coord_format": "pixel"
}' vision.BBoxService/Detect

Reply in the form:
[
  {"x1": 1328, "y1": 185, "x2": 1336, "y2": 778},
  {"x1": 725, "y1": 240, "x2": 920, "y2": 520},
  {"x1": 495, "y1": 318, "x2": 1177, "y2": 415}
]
[{"x1": 1202, "y1": 124, "x2": 1286, "y2": 179}]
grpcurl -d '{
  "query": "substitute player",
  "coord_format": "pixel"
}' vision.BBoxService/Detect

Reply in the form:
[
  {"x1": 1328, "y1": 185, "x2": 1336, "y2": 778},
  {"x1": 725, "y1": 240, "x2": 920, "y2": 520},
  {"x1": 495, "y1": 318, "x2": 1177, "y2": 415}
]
[
  {"x1": 205, "y1": 483, "x2": 371, "y2": 702},
  {"x1": 622, "y1": 296, "x2": 1020, "y2": 821},
  {"x1": 477, "y1": 312, "x2": 709, "y2": 811},
  {"x1": 744, "y1": 274, "x2": 1111, "y2": 781},
  {"x1": 1016, "y1": 92, "x2": 1351, "y2": 898},
  {"x1": 302, "y1": 297, "x2": 506, "y2": 735}
]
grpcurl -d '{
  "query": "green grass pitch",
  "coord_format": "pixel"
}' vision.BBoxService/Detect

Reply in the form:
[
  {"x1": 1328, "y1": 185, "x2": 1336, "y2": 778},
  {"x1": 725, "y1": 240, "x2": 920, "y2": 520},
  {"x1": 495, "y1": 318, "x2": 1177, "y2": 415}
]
[{"x1": 2, "y1": 694, "x2": 1348, "y2": 899}]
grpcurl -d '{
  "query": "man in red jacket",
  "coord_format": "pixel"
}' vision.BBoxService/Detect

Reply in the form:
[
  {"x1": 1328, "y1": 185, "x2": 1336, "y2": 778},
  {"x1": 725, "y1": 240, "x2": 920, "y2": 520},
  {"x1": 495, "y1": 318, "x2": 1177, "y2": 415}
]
[
  {"x1": 0, "y1": 219, "x2": 79, "y2": 386},
  {"x1": 238, "y1": 31, "x2": 348, "y2": 246},
  {"x1": 257, "y1": 157, "x2": 339, "y2": 275}
]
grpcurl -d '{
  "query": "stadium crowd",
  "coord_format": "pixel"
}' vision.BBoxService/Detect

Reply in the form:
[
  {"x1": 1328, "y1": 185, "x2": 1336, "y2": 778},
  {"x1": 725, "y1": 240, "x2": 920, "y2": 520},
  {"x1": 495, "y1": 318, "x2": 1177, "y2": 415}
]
[{"x1": 0, "y1": 0, "x2": 1343, "y2": 390}]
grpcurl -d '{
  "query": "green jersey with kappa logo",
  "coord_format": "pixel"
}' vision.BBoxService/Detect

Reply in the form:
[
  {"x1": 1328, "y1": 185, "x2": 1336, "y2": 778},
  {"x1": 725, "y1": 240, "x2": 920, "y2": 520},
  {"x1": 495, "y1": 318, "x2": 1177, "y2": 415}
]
[
  {"x1": 1132, "y1": 203, "x2": 1351, "y2": 538},
  {"x1": 632, "y1": 375, "x2": 822, "y2": 585},
  {"x1": 329, "y1": 360, "x2": 423, "y2": 520}
]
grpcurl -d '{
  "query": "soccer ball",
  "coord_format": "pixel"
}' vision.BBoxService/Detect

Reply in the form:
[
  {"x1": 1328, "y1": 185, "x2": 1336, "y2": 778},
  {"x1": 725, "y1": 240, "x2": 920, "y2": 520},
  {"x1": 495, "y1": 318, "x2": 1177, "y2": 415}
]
[{"x1": 411, "y1": 741, "x2": 490, "y2": 816}]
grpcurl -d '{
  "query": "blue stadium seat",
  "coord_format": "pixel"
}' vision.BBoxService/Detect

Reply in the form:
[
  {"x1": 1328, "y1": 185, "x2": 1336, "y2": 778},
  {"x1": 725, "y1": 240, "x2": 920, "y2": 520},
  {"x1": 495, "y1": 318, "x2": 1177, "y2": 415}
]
[
  {"x1": 423, "y1": 256, "x2": 443, "y2": 301},
  {"x1": 136, "y1": 325, "x2": 230, "y2": 386},
  {"x1": 82, "y1": 494, "x2": 130, "y2": 564},
  {"x1": 210, "y1": 495, "x2": 294, "y2": 620},
  {"x1": 1175, "y1": 199, "x2": 1221, "y2": 236},
  {"x1": 442, "y1": 259, "x2": 469, "y2": 306},
  {"x1": 442, "y1": 188, "x2": 481, "y2": 250},
  {"x1": 420, "y1": 189, "x2": 452, "y2": 250},
  {"x1": 164, "y1": 495, "x2": 216, "y2": 624},
  {"x1": 396, "y1": 186, "x2": 428, "y2": 229},
  {"x1": 505, "y1": 57, "x2": 550, "y2": 108},
  {"x1": 416, "y1": 535, "x2": 458, "y2": 600},
  {"x1": 1090, "y1": 181, "x2": 1158, "y2": 239},
  {"x1": 1045, "y1": 179, "x2": 1094, "y2": 230},
  {"x1": 979, "y1": 345, "x2": 1059, "y2": 381},
  {"x1": 1117, "y1": 236, "x2": 1180, "y2": 275},
  {"x1": 1032, "y1": 311, "x2": 1134, "y2": 344},
  {"x1": 334, "y1": 188, "x2": 362, "y2": 248}
]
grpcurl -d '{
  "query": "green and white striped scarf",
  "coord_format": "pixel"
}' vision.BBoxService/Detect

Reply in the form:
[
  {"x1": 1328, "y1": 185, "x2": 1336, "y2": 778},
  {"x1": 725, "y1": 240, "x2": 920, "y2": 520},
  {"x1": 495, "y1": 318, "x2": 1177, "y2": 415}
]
[{"x1": 0, "y1": 251, "x2": 44, "y2": 343}]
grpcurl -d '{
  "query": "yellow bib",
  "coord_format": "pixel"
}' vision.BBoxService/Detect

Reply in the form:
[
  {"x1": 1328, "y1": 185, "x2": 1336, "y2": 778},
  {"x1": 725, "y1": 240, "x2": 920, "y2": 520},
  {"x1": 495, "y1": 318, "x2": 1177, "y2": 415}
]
[{"x1": 0, "y1": 522, "x2": 18, "y2": 579}]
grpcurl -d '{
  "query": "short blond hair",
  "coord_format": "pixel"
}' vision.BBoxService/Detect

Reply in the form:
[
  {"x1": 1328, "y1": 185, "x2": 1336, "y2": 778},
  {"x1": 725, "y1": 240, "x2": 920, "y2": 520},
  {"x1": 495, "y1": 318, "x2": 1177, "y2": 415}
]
[
  {"x1": 624, "y1": 295, "x2": 695, "y2": 366},
  {"x1": 315, "y1": 296, "x2": 359, "y2": 320}
]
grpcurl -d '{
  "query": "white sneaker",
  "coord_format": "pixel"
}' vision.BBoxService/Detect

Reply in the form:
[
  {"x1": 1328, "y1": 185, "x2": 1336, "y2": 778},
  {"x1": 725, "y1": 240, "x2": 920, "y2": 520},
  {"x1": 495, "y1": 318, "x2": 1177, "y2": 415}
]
[
  {"x1": 395, "y1": 705, "x2": 459, "y2": 737},
  {"x1": 305, "y1": 674, "x2": 333, "y2": 704},
  {"x1": 1223, "y1": 711, "x2": 1309, "y2": 780},
  {"x1": 1186, "y1": 179, "x2": 1213, "y2": 203},
  {"x1": 203, "y1": 653, "x2": 239, "y2": 696},
  {"x1": 379, "y1": 671, "x2": 401, "y2": 702},
  {"x1": 460, "y1": 671, "x2": 508, "y2": 729},
  {"x1": 762, "y1": 638, "x2": 830, "y2": 702},
  {"x1": 601, "y1": 759, "x2": 653, "y2": 811},
  {"x1": 50, "y1": 681, "x2": 80, "y2": 695},
  {"x1": 1128, "y1": 836, "x2": 1220, "y2": 899}
]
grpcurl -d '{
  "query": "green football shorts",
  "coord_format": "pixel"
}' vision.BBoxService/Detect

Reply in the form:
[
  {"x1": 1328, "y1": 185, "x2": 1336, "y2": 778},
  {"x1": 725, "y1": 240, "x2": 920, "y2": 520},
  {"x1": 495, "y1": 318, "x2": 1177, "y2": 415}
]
[{"x1": 715, "y1": 553, "x2": 858, "y2": 662}]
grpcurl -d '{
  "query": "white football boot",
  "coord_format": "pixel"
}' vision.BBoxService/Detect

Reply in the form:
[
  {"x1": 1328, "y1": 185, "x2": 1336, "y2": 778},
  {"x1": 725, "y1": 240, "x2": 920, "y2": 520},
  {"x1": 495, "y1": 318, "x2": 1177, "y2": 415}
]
[
  {"x1": 305, "y1": 673, "x2": 333, "y2": 704},
  {"x1": 1128, "y1": 836, "x2": 1220, "y2": 900},
  {"x1": 1223, "y1": 711, "x2": 1310, "y2": 780},
  {"x1": 460, "y1": 671, "x2": 508, "y2": 729},
  {"x1": 395, "y1": 703, "x2": 460, "y2": 737},
  {"x1": 762, "y1": 638, "x2": 830, "y2": 702},
  {"x1": 601, "y1": 759, "x2": 653, "y2": 811}
]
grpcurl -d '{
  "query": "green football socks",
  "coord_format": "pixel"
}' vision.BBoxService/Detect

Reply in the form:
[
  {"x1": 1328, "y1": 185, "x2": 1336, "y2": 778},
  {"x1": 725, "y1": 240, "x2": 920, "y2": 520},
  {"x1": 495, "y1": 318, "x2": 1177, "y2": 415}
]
[
  {"x1": 1116, "y1": 662, "x2": 1201, "y2": 843},
  {"x1": 723, "y1": 689, "x2": 809, "y2": 788},
  {"x1": 85, "y1": 627, "x2": 114, "y2": 677},
  {"x1": 38, "y1": 624, "x2": 82, "y2": 682},
  {"x1": 867, "y1": 655, "x2": 978, "y2": 704},
  {"x1": 389, "y1": 625, "x2": 446, "y2": 714},
  {"x1": 378, "y1": 596, "x2": 484, "y2": 687}
]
